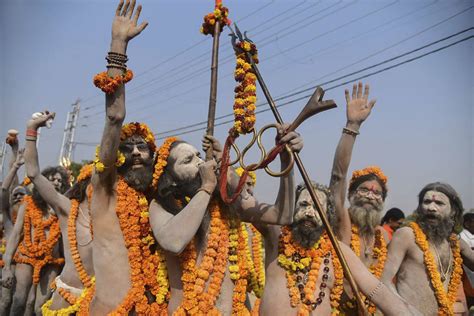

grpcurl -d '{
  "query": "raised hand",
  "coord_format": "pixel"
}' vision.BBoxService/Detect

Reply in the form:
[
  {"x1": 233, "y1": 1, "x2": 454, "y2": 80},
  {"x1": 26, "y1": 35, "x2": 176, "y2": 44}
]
[
  {"x1": 27, "y1": 111, "x2": 55, "y2": 130},
  {"x1": 202, "y1": 135, "x2": 223, "y2": 161},
  {"x1": 112, "y1": 0, "x2": 148, "y2": 44},
  {"x1": 277, "y1": 123, "x2": 304, "y2": 153},
  {"x1": 5, "y1": 129, "x2": 19, "y2": 147},
  {"x1": 345, "y1": 82, "x2": 376, "y2": 127},
  {"x1": 14, "y1": 148, "x2": 25, "y2": 167}
]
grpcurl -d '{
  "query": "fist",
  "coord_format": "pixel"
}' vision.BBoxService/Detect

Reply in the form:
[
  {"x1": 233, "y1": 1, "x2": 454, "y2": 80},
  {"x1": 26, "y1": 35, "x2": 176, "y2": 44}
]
[
  {"x1": 198, "y1": 159, "x2": 218, "y2": 192},
  {"x1": 202, "y1": 135, "x2": 223, "y2": 161},
  {"x1": 29, "y1": 111, "x2": 55, "y2": 129},
  {"x1": 6, "y1": 129, "x2": 19, "y2": 146},
  {"x1": 1, "y1": 268, "x2": 15, "y2": 289},
  {"x1": 277, "y1": 123, "x2": 304, "y2": 153}
]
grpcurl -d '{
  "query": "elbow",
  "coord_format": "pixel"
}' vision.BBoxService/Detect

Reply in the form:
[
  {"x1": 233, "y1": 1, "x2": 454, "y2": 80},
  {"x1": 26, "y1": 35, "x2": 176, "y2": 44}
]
[
  {"x1": 155, "y1": 232, "x2": 187, "y2": 255},
  {"x1": 107, "y1": 113, "x2": 125, "y2": 125}
]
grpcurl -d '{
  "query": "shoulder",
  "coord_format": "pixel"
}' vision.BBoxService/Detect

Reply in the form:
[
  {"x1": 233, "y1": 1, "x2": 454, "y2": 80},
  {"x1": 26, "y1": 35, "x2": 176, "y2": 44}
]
[{"x1": 392, "y1": 226, "x2": 415, "y2": 241}]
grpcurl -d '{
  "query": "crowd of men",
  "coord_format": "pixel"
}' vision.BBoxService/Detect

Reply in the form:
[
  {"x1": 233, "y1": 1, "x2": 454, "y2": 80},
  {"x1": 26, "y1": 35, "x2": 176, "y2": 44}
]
[{"x1": 0, "y1": 1, "x2": 472, "y2": 315}]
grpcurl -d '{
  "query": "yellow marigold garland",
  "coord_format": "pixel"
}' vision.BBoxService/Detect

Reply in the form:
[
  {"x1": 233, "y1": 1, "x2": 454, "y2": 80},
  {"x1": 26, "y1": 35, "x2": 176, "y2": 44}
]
[
  {"x1": 200, "y1": 0, "x2": 231, "y2": 36},
  {"x1": 14, "y1": 195, "x2": 64, "y2": 284},
  {"x1": 242, "y1": 223, "x2": 265, "y2": 298},
  {"x1": 410, "y1": 222, "x2": 462, "y2": 316},
  {"x1": 93, "y1": 70, "x2": 133, "y2": 95},
  {"x1": 349, "y1": 166, "x2": 387, "y2": 188},
  {"x1": 278, "y1": 226, "x2": 344, "y2": 315},
  {"x1": 232, "y1": 41, "x2": 258, "y2": 136},
  {"x1": 41, "y1": 278, "x2": 96, "y2": 316},
  {"x1": 235, "y1": 167, "x2": 256, "y2": 185},
  {"x1": 107, "y1": 178, "x2": 168, "y2": 315},
  {"x1": 22, "y1": 176, "x2": 31, "y2": 186},
  {"x1": 152, "y1": 137, "x2": 179, "y2": 191},
  {"x1": 93, "y1": 146, "x2": 125, "y2": 173},
  {"x1": 349, "y1": 225, "x2": 387, "y2": 314}
]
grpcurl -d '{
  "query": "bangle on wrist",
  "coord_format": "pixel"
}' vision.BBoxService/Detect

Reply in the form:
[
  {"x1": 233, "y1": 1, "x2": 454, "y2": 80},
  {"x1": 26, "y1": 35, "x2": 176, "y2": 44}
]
[
  {"x1": 196, "y1": 187, "x2": 213, "y2": 196},
  {"x1": 25, "y1": 136, "x2": 37, "y2": 142},
  {"x1": 342, "y1": 127, "x2": 359, "y2": 136},
  {"x1": 26, "y1": 129, "x2": 38, "y2": 137}
]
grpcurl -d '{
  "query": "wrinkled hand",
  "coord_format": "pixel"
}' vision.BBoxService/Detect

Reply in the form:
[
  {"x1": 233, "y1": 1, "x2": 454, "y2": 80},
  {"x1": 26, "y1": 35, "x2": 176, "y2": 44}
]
[
  {"x1": 198, "y1": 160, "x2": 218, "y2": 193},
  {"x1": 345, "y1": 82, "x2": 376, "y2": 127},
  {"x1": 277, "y1": 123, "x2": 304, "y2": 154},
  {"x1": 2, "y1": 267, "x2": 15, "y2": 289},
  {"x1": 112, "y1": 0, "x2": 148, "y2": 43},
  {"x1": 14, "y1": 148, "x2": 25, "y2": 168},
  {"x1": 27, "y1": 111, "x2": 55, "y2": 130},
  {"x1": 202, "y1": 135, "x2": 223, "y2": 162}
]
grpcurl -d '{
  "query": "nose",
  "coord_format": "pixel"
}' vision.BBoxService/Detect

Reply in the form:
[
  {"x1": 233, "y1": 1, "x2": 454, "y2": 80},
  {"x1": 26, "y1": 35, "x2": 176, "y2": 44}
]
[{"x1": 132, "y1": 145, "x2": 141, "y2": 156}]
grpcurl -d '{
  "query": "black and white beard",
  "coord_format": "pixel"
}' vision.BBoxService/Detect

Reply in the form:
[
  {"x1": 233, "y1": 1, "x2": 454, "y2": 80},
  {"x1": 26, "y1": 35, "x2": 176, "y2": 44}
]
[
  {"x1": 291, "y1": 221, "x2": 324, "y2": 249},
  {"x1": 416, "y1": 212, "x2": 454, "y2": 246},
  {"x1": 175, "y1": 176, "x2": 202, "y2": 198},
  {"x1": 120, "y1": 159, "x2": 154, "y2": 193},
  {"x1": 349, "y1": 196, "x2": 383, "y2": 237}
]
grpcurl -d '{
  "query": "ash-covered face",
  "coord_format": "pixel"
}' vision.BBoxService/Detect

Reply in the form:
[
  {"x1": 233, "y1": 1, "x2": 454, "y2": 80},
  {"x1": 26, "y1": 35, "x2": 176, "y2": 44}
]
[
  {"x1": 119, "y1": 135, "x2": 154, "y2": 192},
  {"x1": 348, "y1": 179, "x2": 384, "y2": 235},
  {"x1": 291, "y1": 189, "x2": 328, "y2": 248},
  {"x1": 47, "y1": 172, "x2": 65, "y2": 192},
  {"x1": 168, "y1": 143, "x2": 204, "y2": 196},
  {"x1": 240, "y1": 176, "x2": 255, "y2": 200},
  {"x1": 10, "y1": 186, "x2": 26, "y2": 206},
  {"x1": 416, "y1": 191, "x2": 454, "y2": 245}
]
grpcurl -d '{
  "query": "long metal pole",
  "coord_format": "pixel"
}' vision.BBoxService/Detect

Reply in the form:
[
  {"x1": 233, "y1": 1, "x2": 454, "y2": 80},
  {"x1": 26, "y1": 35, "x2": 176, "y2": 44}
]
[
  {"x1": 245, "y1": 43, "x2": 366, "y2": 316},
  {"x1": 205, "y1": 19, "x2": 221, "y2": 161}
]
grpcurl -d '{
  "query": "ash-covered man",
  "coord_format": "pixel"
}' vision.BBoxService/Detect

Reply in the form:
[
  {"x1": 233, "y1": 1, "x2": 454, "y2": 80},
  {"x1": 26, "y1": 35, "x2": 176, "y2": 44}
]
[
  {"x1": 89, "y1": 0, "x2": 169, "y2": 314},
  {"x1": 21, "y1": 111, "x2": 95, "y2": 314},
  {"x1": 382, "y1": 182, "x2": 474, "y2": 315},
  {"x1": 149, "y1": 125, "x2": 302, "y2": 314}
]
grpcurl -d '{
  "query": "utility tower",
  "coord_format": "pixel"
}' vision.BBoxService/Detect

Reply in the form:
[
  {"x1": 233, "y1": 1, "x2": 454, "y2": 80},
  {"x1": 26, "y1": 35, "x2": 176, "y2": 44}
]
[{"x1": 58, "y1": 99, "x2": 81, "y2": 165}]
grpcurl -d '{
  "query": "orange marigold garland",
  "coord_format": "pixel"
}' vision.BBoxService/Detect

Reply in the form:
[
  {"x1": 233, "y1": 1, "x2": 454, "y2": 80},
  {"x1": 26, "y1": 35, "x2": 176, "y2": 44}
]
[
  {"x1": 108, "y1": 178, "x2": 168, "y2": 315},
  {"x1": 120, "y1": 122, "x2": 157, "y2": 152},
  {"x1": 93, "y1": 69, "x2": 133, "y2": 95},
  {"x1": 242, "y1": 223, "x2": 265, "y2": 298},
  {"x1": 14, "y1": 195, "x2": 64, "y2": 284},
  {"x1": 200, "y1": 0, "x2": 231, "y2": 36},
  {"x1": 410, "y1": 222, "x2": 462, "y2": 315},
  {"x1": 278, "y1": 226, "x2": 344, "y2": 315},
  {"x1": 349, "y1": 166, "x2": 387, "y2": 188},
  {"x1": 152, "y1": 137, "x2": 179, "y2": 191},
  {"x1": 349, "y1": 225, "x2": 387, "y2": 314}
]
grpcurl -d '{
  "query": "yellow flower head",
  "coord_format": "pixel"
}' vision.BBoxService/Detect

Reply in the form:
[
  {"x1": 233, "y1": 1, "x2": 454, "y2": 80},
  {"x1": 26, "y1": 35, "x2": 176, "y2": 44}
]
[{"x1": 235, "y1": 167, "x2": 256, "y2": 185}]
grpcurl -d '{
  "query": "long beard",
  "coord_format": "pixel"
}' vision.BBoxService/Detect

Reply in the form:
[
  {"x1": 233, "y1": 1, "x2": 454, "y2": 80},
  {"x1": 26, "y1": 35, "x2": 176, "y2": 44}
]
[
  {"x1": 349, "y1": 196, "x2": 383, "y2": 236},
  {"x1": 417, "y1": 212, "x2": 454, "y2": 246},
  {"x1": 175, "y1": 176, "x2": 202, "y2": 198},
  {"x1": 121, "y1": 162, "x2": 154, "y2": 192},
  {"x1": 291, "y1": 221, "x2": 324, "y2": 248}
]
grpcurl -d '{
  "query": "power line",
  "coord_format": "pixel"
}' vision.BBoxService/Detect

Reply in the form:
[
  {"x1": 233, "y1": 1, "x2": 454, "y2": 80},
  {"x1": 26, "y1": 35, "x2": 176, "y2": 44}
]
[{"x1": 154, "y1": 32, "x2": 473, "y2": 140}]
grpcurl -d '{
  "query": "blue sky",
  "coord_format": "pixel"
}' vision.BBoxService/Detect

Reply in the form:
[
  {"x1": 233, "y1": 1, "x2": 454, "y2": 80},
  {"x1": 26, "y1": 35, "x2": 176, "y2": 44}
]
[{"x1": 0, "y1": 0, "x2": 472, "y2": 213}]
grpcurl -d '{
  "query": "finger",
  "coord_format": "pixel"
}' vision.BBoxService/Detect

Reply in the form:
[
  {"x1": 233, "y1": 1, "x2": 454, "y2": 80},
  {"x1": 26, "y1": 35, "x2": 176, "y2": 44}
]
[
  {"x1": 116, "y1": 0, "x2": 124, "y2": 16},
  {"x1": 280, "y1": 132, "x2": 299, "y2": 144},
  {"x1": 137, "y1": 21, "x2": 149, "y2": 33},
  {"x1": 363, "y1": 84, "x2": 370, "y2": 100},
  {"x1": 368, "y1": 99, "x2": 376, "y2": 109},
  {"x1": 352, "y1": 84, "x2": 357, "y2": 100},
  {"x1": 133, "y1": 4, "x2": 142, "y2": 25},
  {"x1": 49, "y1": 112, "x2": 56, "y2": 120},
  {"x1": 345, "y1": 89, "x2": 350, "y2": 104},
  {"x1": 126, "y1": 0, "x2": 136, "y2": 18},
  {"x1": 122, "y1": 0, "x2": 130, "y2": 16},
  {"x1": 357, "y1": 82, "x2": 363, "y2": 99}
]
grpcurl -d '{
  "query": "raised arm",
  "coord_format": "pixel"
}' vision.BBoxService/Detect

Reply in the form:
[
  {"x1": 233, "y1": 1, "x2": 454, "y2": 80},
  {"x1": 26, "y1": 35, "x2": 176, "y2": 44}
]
[
  {"x1": 1, "y1": 149, "x2": 24, "y2": 222},
  {"x1": 94, "y1": 0, "x2": 148, "y2": 192},
  {"x1": 235, "y1": 126, "x2": 303, "y2": 225},
  {"x1": 1, "y1": 203, "x2": 26, "y2": 289},
  {"x1": 5, "y1": 132, "x2": 20, "y2": 190},
  {"x1": 149, "y1": 160, "x2": 217, "y2": 254},
  {"x1": 24, "y1": 112, "x2": 70, "y2": 216},
  {"x1": 340, "y1": 241, "x2": 420, "y2": 315},
  {"x1": 329, "y1": 82, "x2": 376, "y2": 244}
]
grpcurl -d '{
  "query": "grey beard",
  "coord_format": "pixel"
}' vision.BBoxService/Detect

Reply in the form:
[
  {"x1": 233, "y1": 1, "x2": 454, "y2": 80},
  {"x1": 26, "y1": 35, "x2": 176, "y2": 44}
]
[
  {"x1": 417, "y1": 214, "x2": 454, "y2": 246},
  {"x1": 349, "y1": 198, "x2": 383, "y2": 237},
  {"x1": 122, "y1": 164, "x2": 154, "y2": 192},
  {"x1": 291, "y1": 223, "x2": 324, "y2": 249}
]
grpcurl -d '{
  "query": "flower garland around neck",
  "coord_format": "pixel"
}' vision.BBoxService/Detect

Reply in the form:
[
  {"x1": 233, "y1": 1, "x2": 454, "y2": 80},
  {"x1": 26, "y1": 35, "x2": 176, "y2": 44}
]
[
  {"x1": 93, "y1": 69, "x2": 133, "y2": 95},
  {"x1": 410, "y1": 222, "x2": 462, "y2": 316},
  {"x1": 278, "y1": 226, "x2": 344, "y2": 315},
  {"x1": 14, "y1": 195, "x2": 64, "y2": 284},
  {"x1": 107, "y1": 178, "x2": 169, "y2": 315},
  {"x1": 175, "y1": 198, "x2": 230, "y2": 315},
  {"x1": 349, "y1": 225, "x2": 387, "y2": 314},
  {"x1": 242, "y1": 223, "x2": 265, "y2": 298},
  {"x1": 231, "y1": 40, "x2": 258, "y2": 137},
  {"x1": 152, "y1": 136, "x2": 179, "y2": 191},
  {"x1": 41, "y1": 277, "x2": 96, "y2": 316},
  {"x1": 92, "y1": 145, "x2": 125, "y2": 173},
  {"x1": 200, "y1": 0, "x2": 231, "y2": 36}
]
